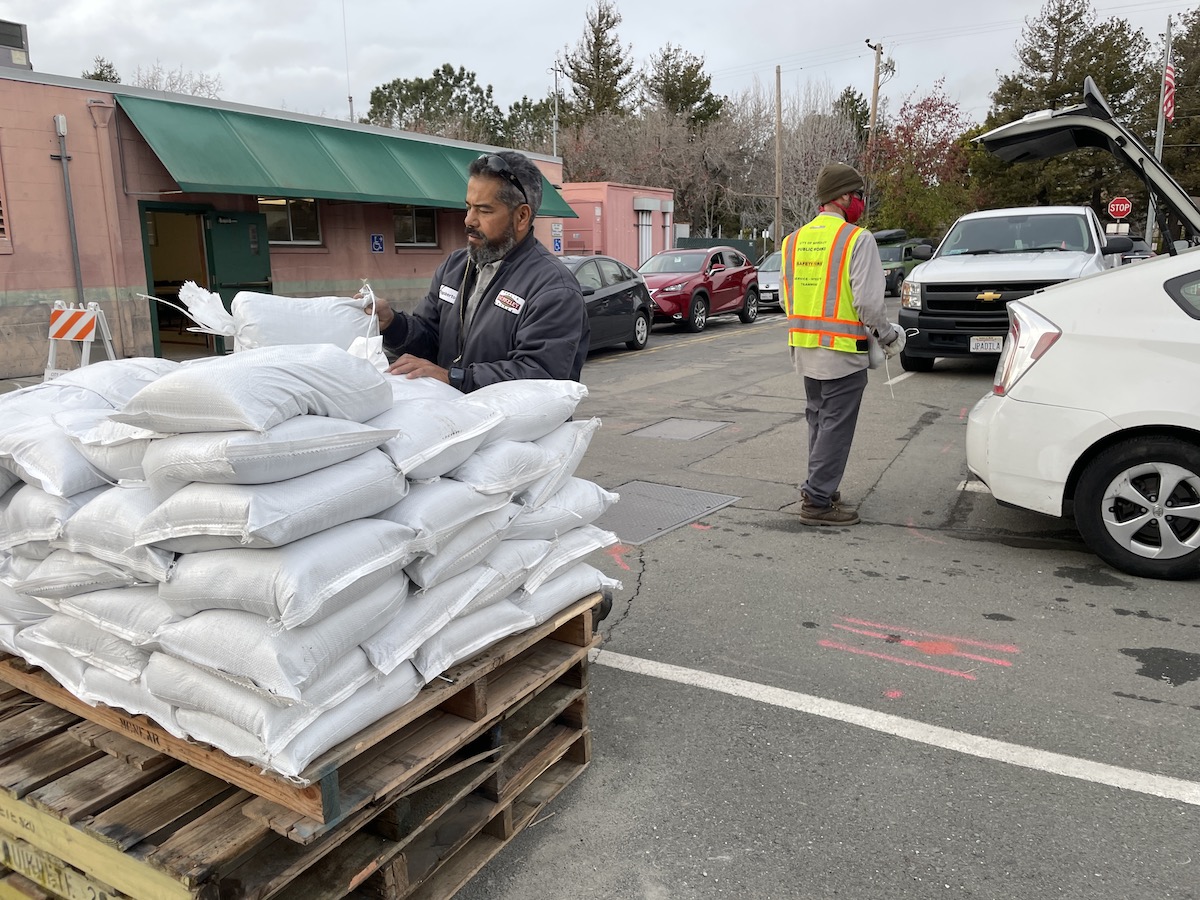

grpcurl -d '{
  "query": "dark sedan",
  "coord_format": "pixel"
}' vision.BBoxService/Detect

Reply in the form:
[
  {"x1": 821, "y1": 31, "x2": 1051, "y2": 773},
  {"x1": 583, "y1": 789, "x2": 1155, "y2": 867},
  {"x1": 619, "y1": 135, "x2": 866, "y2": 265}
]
[{"x1": 561, "y1": 255, "x2": 652, "y2": 352}]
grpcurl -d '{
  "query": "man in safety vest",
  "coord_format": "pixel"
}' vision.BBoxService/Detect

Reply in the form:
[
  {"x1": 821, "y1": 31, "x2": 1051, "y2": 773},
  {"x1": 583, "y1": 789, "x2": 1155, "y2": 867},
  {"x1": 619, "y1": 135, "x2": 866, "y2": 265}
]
[{"x1": 780, "y1": 163, "x2": 905, "y2": 526}]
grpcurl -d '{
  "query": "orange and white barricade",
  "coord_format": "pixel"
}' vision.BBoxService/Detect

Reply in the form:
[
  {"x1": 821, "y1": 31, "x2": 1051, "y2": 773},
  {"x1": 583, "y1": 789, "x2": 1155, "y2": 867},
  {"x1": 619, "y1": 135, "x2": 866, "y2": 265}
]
[{"x1": 45, "y1": 301, "x2": 116, "y2": 381}]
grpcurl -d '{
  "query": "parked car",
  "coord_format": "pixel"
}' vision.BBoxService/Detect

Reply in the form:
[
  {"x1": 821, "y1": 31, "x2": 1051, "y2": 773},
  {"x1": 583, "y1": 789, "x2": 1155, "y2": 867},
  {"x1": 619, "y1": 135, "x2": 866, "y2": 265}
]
[
  {"x1": 1120, "y1": 237, "x2": 1156, "y2": 265},
  {"x1": 561, "y1": 255, "x2": 652, "y2": 352},
  {"x1": 873, "y1": 229, "x2": 932, "y2": 297},
  {"x1": 637, "y1": 247, "x2": 759, "y2": 332},
  {"x1": 898, "y1": 206, "x2": 1132, "y2": 372},
  {"x1": 965, "y1": 76, "x2": 1200, "y2": 580},
  {"x1": 756, "y1": 251, "x2": 782, "y2": 308}
]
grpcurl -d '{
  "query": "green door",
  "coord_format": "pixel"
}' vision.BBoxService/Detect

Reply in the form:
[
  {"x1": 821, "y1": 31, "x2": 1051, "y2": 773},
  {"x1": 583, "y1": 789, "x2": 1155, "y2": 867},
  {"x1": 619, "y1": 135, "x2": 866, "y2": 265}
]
[{"x1": 205, "y1": 210, "x2": 272, "y2": 353}]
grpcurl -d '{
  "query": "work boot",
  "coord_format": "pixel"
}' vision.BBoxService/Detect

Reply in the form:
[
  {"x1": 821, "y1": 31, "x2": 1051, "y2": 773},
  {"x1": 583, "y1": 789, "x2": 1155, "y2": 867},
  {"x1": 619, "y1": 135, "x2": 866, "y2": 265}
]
[
  {"x1": 800, "y1": 498, "x2": 861, "y2": 527},
  {"x1": 802, "y1": 489, "x2": 846, "y2": 507}
]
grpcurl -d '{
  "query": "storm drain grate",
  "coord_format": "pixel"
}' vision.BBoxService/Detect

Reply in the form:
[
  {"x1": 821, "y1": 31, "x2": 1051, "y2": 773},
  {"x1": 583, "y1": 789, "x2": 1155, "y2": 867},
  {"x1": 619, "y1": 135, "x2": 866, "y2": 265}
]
[
  {"x1": 628, "y1": 418, "x2": 730, "y2": 440},
  {"x1": 595, "y1": 481, "x2": 740, "y2": 545}
]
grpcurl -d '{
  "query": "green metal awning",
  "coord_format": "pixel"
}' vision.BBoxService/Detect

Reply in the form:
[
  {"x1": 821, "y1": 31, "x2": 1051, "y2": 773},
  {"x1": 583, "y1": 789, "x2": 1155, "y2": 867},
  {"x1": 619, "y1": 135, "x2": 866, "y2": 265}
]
[{"x1": 114, "y1": 94, "x2": 576, "y2": 217}]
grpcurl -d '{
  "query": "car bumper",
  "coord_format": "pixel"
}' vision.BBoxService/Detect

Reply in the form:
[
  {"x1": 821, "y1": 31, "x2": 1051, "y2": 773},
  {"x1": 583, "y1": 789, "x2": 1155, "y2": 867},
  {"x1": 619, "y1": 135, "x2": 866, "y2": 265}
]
[
  {"x1": 966, "y1": 391, "x2": 1115, "y2": 517},
  {"x1": 759, "y1": 287, "x2": 780, "y2": 306},
  {"x1": 898, "y1": 308, "x2": 1008, "y2": 359},
  {"x1": 650, "y1": 293, "x2": 687, "y2": 320}
]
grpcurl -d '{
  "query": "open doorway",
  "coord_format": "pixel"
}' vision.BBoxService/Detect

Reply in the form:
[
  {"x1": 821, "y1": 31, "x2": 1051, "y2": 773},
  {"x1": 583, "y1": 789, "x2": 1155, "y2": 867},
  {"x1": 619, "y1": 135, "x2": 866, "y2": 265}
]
[{"x1": 145, "y1": 209, "x2": 211, "y2": 361}]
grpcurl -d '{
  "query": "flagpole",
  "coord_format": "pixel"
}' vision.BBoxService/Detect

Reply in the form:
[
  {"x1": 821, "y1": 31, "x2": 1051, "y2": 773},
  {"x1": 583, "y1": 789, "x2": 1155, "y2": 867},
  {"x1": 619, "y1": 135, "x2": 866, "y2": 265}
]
[{"x1": 1146, "y1": 16, "x2": 1173, "y2": 245}]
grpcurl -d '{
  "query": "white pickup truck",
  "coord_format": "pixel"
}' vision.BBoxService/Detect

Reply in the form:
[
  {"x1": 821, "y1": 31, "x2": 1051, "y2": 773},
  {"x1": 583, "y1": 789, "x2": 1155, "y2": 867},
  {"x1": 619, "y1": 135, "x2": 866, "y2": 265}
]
[{"x1": 896, "y1": 205, "x2": 1133, "y2": 372}]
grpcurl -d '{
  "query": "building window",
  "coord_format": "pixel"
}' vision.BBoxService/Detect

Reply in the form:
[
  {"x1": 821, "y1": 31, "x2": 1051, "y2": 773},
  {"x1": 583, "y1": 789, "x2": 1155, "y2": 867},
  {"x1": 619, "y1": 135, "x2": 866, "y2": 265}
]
[
  {"x1": 258, "y1": 197, "x2": 321, "y2": 244},
  {"x1": 393, "y1": 206, "x2": 438, "y2": 247}
]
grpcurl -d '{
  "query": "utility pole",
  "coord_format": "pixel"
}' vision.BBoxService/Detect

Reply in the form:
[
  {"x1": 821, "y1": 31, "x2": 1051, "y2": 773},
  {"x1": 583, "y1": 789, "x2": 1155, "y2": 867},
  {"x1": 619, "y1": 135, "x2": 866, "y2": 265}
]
[
  {"x1": 1146, "y1": 16, "x2": 1173, "y2": 246},
  {"x1": 865, "y1": 39, "x2": 883, "y2": 163},
  {"x1": 549, "y1": 61, "x2": 563, "y2": 157},
  {"x1": 775, "y1": 65, "x2": 783, "y2": 250}
]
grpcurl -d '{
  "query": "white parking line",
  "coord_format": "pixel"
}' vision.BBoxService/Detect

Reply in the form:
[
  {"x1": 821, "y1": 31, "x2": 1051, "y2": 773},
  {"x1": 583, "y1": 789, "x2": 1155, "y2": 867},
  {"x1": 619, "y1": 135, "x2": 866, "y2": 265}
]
[
  {"x1": 884, "y1": 370, "x2": 915, "y2": 387},
  {"x1": 593, "y1": 649, "x2": 1200, "y2": 807},
  {"x1": 958, "y1": 479, "x2": 991, "y2": 493}
]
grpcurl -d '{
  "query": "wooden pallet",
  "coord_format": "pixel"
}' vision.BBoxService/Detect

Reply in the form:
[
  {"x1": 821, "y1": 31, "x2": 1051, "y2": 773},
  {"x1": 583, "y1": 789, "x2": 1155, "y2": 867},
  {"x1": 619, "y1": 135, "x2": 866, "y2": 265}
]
[{"x1": 0, "y1": 596, "x2": 600, "y2": 900}]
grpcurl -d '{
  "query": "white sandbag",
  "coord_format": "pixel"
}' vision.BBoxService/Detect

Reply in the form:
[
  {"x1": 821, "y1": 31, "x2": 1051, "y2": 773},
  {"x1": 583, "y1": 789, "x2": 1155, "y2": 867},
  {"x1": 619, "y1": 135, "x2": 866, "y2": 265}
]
[
  {"x1": 412, "y1": 599, "x2": 536, "y2": 683},
  {"x1": 0, "y1": 552, "x2": 40, "y2": 590},
  {"x1": 141, "y1": 416, "x2": 397, "y2": 499},
  {"x1": 385, "y1": 374, "x2": 463, "y2": 404},
  {"x1": 467, "y1": 380, "x2": 588, "y2": 445},
  {"x1": 112, "y1": 345, "x2": 392, "y2": 434},
  {"x1": 17, "y1": 614, "x2": 149, "y2": 682},
  {"x1": 404, "y1": 505, "x2": 519, "y2": 590},
  {"x1": 135, "y1": 450, "x2": 406, "y2": 552},
  {"x1": 0, "y1": 470, "x2": 16, "y2": 496},
  {"x1": 14, "y1": 549, "x2": 143, "y2": 599},
  {"x1": 51, "y1": 357, "x2": 180, "y2": 407},
  {"x1": 149, "y1": 574, "x2": 407, "y2": 703},
  {"x1": 231, "y1": 292, "x2": 377, "y2": 353},
  {"x1": 0, "y1": 579, "x2": 52, "y2": 655},
  {"x1": 143, "y1": 648, "x2": 376, "y2": 753},
  {"x1": 81, "y1": 666, "x2": 185, "y2": 738},
  {"x1": 367, "y1": 398, "x2": 501, "y2": 480},
  {"x1": 0, "y1": 484, "x2": 106, "y2": 555},
  {"x1": 53, "y1": 485, "x2": 175, "y2": 583},
  {"x1": 60, "y1": 411, "x2": 161, "y2": 483},
  {"x1": 447, "y1": 440, "x2": 557, "y2": 496},
  {"x1": 516, "y1": 418, "x2": 601, "y2": 509},
  {"x1": 159, "y1": 519, "x2": 420, "y2": 628},
  {"x1": 57, "y1": 585, "x2": 179, "y2": 645},
  {"x1": 524, "y1": 525, "x2": 619, "y2": 594},
  {"x1": 0, "y1": 410, "x2": 110, "y2": 497},
  {"x1": 12, "y1": 632, "x2": 89, "y2": 695},
  {"x1": 175, "y1": 660, "x2": 423, "y2": 780},
  {"x1": 374, "y1": 478, "x2": 509, "y2": 556},
  {"x1": 359, "y1": 567, "x2": 493, "y2": 675},
  {"x1": 506, "y1": 479, "x2": 619, "y2": 540},
  {"x1": 515, "y1": 562, "x2": 622, "y2": 626}
]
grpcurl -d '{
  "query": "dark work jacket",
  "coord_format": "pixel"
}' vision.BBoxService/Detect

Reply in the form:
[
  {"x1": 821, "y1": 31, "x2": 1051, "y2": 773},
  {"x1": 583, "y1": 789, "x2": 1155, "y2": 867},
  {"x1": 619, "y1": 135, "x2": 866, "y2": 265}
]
[{"x1": 380, "y1": 232, "x2": 589, "y2": 392}]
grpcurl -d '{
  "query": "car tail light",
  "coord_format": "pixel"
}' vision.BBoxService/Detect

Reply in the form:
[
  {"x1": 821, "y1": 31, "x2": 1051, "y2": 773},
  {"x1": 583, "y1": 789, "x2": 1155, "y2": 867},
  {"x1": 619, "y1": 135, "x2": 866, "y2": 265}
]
[{"x1": 993, "y1": 301, "x2": 1061, "y2": 395}]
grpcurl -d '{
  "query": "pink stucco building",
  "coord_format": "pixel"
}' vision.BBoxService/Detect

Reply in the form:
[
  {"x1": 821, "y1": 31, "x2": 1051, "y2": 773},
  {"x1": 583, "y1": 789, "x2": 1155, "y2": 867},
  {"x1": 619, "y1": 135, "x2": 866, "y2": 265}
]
[{"x1": 557, "y1": 183, "x2": 675, "y2": 270}]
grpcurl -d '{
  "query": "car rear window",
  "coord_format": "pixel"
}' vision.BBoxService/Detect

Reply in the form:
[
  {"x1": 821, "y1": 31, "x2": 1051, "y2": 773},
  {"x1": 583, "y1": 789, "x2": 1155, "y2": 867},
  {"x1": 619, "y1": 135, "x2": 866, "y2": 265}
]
[{"x1": 1165, "y1": 271, "x2": 1200, "y2": 319}]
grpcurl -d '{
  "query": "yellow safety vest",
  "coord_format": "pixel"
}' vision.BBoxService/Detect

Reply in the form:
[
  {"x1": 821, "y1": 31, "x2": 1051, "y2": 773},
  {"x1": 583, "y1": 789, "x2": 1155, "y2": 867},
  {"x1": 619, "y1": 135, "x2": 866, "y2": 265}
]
[{"x1": 781, "y1": 216, "x2": 869, "y2": 352}]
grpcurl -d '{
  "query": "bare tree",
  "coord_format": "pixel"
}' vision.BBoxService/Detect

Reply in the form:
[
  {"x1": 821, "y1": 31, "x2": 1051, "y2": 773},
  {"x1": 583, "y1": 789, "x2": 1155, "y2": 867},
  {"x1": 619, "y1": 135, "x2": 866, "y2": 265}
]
[{"x1": 132, "y1": 61, "x2": 222, "y2": 99}]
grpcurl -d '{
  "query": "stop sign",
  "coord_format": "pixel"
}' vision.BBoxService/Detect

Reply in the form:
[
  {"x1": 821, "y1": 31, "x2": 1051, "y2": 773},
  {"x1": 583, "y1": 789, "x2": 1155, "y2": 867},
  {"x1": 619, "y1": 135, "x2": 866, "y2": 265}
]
[{"x1": 1108, "y1": 196, "x2": 1132, "y2": 219}]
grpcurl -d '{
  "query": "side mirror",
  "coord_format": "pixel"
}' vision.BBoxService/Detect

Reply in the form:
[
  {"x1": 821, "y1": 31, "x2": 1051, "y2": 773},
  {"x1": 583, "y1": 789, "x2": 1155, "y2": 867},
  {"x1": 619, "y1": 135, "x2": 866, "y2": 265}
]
[
  {"x1": 913, "y1": 245, "x2": 934, "y2": 261},
  {"x1": 580, "y1": 286, "x2": 596, "y2": 296},
  {"x1": 709, "y1": 264, "x2": 726, "y2": 273},
  {"x1": 1102, "y1": 235, "x2": 1134, "y2": 255}
]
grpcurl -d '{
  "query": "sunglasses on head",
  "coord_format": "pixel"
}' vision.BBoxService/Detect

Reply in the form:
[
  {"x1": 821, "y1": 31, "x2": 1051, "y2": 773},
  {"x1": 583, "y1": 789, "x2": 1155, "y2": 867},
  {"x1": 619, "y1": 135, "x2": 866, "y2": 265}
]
[{"x1": 476, "y1": 154, "x2": 529, "y2": 206}]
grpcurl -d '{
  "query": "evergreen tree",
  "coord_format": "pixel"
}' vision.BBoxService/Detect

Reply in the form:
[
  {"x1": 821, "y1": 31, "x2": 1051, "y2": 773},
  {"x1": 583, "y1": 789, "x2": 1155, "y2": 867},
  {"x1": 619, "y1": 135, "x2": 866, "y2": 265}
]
[
  {"x1": 503, "y1": 95, "x2": 557, "y2": 155},
  {"x1": 367, "y1": 64, "x2": 503, "y2": 144},
  {"x1": 561, "y1": 0, "x2": 636, "y2": 120},
  {"x1": 642, "y1": 44, "x2": 724, "y2": 128},
  {"x1": 82, "y1": 56, "x2": 120, "y2": 83}
]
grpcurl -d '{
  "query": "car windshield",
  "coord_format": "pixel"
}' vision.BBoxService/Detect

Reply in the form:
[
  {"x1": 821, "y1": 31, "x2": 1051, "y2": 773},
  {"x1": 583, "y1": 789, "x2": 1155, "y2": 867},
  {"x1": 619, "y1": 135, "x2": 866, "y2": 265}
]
[
  {"x1": 639, "y1": 252, "x2": 706, "y2": 274},
  {"x1": 877, "y1": 246, "x2": 903, "y2": 262},
  {"x1": 757, "y1": 252, "x2": 781, "y2": 272},
  {"x1": 940, "y1": 214, "x2": 1094, "y2": 256}
]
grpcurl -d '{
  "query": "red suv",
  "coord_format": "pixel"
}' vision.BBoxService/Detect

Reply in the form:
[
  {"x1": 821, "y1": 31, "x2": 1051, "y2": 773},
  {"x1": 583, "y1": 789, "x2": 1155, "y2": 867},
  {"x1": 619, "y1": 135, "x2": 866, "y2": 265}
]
[{"x1": 638, "y1": 247, "x2": 759, "y2": 332}]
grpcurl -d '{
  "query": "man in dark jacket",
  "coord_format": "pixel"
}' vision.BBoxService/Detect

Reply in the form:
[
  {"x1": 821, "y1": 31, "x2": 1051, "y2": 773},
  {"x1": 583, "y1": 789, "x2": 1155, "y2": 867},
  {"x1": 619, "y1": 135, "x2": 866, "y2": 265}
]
[{"x1": 369, "y1": 151, "x2": 589, "y2": 392}]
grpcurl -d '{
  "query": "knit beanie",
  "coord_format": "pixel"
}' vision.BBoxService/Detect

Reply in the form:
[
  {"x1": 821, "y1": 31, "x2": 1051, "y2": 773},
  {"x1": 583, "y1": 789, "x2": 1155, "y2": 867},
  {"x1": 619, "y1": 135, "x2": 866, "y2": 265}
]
[{"x1": 816, "y1": 163, "x2": 864, "y2": 205}]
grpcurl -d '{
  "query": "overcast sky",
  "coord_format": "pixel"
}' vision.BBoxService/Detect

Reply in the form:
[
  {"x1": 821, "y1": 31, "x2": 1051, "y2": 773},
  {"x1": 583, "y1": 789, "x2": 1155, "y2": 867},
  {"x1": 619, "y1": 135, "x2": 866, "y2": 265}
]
[{"x1": 4, "y1": 0, "x2": 1187, "y2": 132}]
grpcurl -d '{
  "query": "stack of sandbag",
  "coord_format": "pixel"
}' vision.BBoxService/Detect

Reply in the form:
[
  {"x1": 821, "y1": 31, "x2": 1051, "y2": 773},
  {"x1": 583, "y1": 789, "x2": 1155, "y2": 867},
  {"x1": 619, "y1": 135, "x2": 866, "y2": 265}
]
[{"x1": 0, "y1": 347, "x2": 621, "y2": 779}]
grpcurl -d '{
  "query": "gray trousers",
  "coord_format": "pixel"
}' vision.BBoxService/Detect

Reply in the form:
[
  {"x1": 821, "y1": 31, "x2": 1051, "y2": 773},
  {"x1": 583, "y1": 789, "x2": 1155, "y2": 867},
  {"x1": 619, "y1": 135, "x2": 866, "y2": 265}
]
[{"x1": 801, "y1": 368, "x2": 868, "y2": 507}]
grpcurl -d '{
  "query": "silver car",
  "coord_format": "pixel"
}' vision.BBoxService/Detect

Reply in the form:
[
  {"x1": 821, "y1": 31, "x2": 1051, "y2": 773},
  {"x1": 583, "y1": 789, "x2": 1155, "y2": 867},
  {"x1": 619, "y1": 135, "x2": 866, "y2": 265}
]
[{"x1": 756, "y1": 251, "x2": 782, "y2": 308}]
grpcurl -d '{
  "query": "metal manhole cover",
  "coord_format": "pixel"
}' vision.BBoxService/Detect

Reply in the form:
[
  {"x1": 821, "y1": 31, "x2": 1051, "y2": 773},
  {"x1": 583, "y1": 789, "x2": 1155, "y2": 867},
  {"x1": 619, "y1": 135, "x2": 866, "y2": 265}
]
[
  {"x1": 628, "y1": 418, "x2": 730, "y2": 440},
  {"x1": 595, "y1": 481, "x2": 740, "y2": 545}
]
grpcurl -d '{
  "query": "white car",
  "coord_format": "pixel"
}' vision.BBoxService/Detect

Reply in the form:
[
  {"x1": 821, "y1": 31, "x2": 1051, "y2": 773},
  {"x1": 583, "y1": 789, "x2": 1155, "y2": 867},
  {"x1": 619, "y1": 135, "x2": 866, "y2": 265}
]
[
  {"x1": 756, "y1": 251, "x2": 781, "y2": 307},
  {"x1": 966, "y1": 77, "x2": 1200, "y2": 580}
]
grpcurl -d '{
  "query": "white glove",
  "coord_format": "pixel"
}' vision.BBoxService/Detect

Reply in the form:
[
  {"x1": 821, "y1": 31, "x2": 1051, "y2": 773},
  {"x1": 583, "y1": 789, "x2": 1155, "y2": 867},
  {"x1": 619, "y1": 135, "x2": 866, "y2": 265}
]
[{"x1": 882, "y1": 323, "x2": 906, "y2": 359}]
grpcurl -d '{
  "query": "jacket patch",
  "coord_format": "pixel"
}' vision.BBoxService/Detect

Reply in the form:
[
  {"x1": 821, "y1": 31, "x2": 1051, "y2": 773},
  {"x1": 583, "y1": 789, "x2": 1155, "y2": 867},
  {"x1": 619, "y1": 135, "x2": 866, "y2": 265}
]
[
  {"x1": 439, "y1": 285, "x2": 458, "y2": 304},
  {"x1": 494, "y1": 290, "x2": 526, "y2": 315}
]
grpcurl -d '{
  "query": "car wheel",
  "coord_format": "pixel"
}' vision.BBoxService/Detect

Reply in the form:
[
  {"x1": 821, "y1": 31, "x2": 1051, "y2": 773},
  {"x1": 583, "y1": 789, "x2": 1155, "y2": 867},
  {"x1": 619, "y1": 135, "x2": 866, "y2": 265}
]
[
  {"x1": 685, "y1": 295, "x2": 708, "y2": 333},
  {"x1": 899, "y1": 349, "x2": 934, "y2": 372},
  {"x1": 1074, "y1": 437, "x2": 1200, "y2": 580},
  {"x1": 626, "y1": 311, "x2": 650, "y2": 351},
  {"x1": 738, "y1": 288, "x2": 759, "y2": 323}
]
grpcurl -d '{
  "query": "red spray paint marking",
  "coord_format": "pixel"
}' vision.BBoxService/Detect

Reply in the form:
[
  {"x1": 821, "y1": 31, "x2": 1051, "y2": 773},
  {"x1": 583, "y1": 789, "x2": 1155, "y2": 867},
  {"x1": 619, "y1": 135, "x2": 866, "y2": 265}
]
[
  {"x1": 818, "y1": 639, "x2": 977, "y2": 680},
  {"x1": 831, "y1": 622, "x2": 1013, "y2": 668},
  {"x1": 884, "y1": 690, "x2": 904, "y2": 699},
  {"x1": 690, "y1": 523, "x2": 713, "y2": 531},
  {"x1": 605, "y1": 545, "x2": 631, "y2": 572},
  {"x1": 904, "y1": 519, "x2": 946, "y2": 544},
  {"x1": 839, "y1": 617, "x2": 1020, "y2": 654},
  {"x1": 959, "y1": 407, "x2": 969, "y2": 422}
]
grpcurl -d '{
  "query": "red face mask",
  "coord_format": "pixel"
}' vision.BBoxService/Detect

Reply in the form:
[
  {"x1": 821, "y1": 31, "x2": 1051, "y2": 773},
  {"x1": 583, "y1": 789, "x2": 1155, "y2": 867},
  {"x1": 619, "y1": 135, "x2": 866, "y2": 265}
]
[{"x1": 837, "y1": 194, "x2": 865, "y2": 224}]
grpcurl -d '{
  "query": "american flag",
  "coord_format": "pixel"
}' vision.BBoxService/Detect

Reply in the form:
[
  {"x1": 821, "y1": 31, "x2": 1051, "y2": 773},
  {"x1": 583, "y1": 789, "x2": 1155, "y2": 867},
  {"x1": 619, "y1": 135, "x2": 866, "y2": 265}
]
[{"x1": 1164, "y1": 51, "x2": 1176, "y2": 123}]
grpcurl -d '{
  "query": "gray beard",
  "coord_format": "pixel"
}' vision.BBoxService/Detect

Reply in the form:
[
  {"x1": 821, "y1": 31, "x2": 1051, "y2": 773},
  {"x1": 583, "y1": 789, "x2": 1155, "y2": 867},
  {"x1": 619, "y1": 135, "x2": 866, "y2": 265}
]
[{"x1": 467, "y1": 219, "x2": 518, "y2": 266}]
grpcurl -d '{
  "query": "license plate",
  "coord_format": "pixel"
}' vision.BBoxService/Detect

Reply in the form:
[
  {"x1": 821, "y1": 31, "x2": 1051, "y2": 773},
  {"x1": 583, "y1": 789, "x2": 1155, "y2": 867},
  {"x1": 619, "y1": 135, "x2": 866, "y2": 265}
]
[
  {"x1": 761, "y1": 290, "x2": 776, "y2": 299},
  {"x1": 970, "y1": 336, "x2": 1004, "y2": 353}
]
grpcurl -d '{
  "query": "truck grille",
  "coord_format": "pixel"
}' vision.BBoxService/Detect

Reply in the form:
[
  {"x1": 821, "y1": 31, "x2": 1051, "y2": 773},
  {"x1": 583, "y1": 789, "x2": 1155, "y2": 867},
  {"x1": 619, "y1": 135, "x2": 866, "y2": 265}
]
[{"x1": 923, "y1": 281, "x2": 1060, "y2": 316}]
